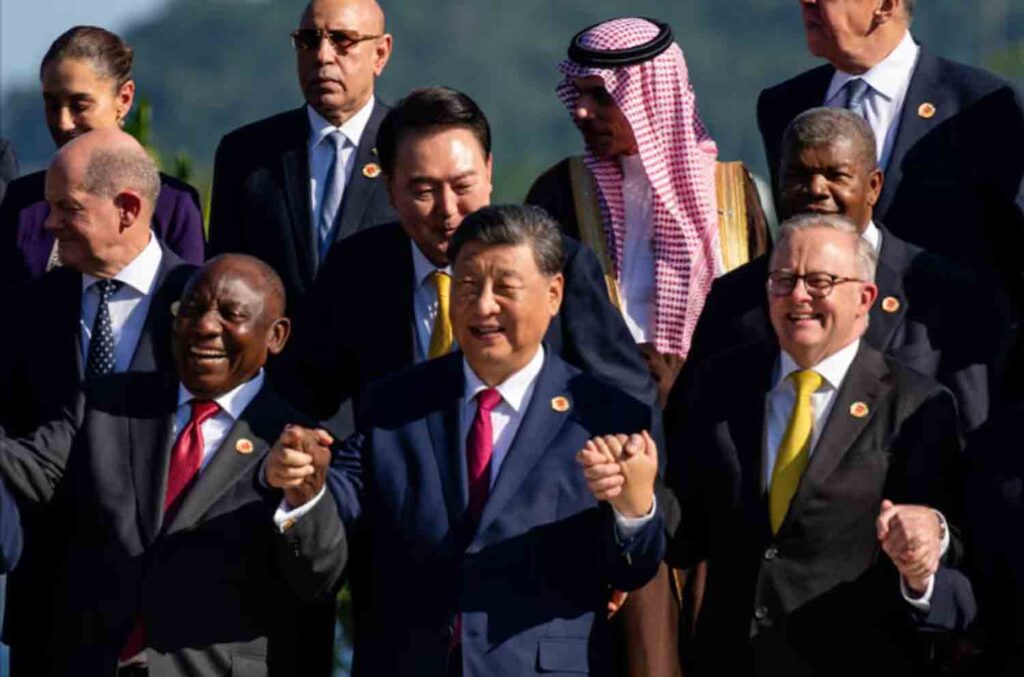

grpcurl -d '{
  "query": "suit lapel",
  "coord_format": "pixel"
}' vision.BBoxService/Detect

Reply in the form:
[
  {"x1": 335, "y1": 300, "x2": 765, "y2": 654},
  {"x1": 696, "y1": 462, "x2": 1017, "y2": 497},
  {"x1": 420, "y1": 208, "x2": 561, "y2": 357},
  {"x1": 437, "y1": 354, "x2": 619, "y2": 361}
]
[
  {"x1": 60, "y1": 270, "x2": 86, "y2": 381},
  {"x1": 162, "y1": 386, "x2": 287, "y2": 537},
  {"x1": 789, "y1": 344, "x2": 892, "y2": 517},
  {"x1": 733, "y1": 345, "x2": 776, "y2": 536},
  {"x1": 334, "y1": 101, "x2": 387, "y2": 242},
  {"x1": 475, "y1": 353, "x2": 572, "y2": 539},
  {"x1": 425, "y1": 355, "x2": 469, "y2": 531},
  {"x1": 279, "y1": 108, "x2": 317, "y2": 280},
  {"x1": 877, "y1": 48, "x2": 945, "y2": 215},
  {"x1": 129, "y1": 374, "x2": 178, "y2": 545},
  {"x1": 865, "y1": 229, "x2": 909, "y2": 351}
]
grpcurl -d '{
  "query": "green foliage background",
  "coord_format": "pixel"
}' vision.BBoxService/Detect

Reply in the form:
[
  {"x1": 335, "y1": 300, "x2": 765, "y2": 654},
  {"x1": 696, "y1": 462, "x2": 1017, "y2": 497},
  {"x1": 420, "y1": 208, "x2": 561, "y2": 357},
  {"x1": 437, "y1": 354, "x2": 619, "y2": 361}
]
[{"x1": 2, "y1": 0, "x2": 1022, "y2": 205}]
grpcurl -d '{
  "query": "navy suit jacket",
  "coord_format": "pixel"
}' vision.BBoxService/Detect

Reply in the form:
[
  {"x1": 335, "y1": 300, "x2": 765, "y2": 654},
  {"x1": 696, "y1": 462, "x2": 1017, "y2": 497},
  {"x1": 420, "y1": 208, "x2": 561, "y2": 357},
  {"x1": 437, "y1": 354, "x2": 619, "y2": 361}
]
[
  {"x1": 758, "y1": 46, "x2": 1024, "y2": 303},
  {"x1": 0, "y1": 478, "x2": 21, "y2": 573},
  {"x1": 208, "y1": 102, "x2": 397, "y2": 308},
  {"x1": 685, "y1": 224, "x2": 1013, "y2": 432},
  {"x1": 666, "y1": 340, "x2": 966, "y2": 674},
  {"x1": 327, "y1": 350, "x2": 665, "y2": 676},
  {"x1": 279, "y1": 221, "x2": 658, "y2": 441},
  {"x1": 0, "y1": 170, "x2": 204, "y2": 287}
]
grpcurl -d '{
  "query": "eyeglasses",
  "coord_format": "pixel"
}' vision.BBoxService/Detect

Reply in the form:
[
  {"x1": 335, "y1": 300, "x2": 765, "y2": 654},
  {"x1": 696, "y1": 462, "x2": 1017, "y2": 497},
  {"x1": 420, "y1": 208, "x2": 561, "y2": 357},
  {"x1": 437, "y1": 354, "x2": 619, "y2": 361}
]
[
  {"x1": 290, "y1": 28, "x2": 382, "y2": 52},
  {"x1": 767, "y1": 271, "x2": 863, "y2": 298}
]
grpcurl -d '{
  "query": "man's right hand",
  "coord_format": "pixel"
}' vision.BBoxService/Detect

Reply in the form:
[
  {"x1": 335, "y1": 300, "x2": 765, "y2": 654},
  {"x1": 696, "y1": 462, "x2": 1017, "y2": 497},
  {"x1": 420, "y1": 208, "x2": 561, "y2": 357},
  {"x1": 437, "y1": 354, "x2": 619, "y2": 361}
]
[
  {"x1": 265, "y1": 425, "x2": 333, "y2": 508},
  {"x1": 576, "y1": 431, "x2": 658, "y2": 518}
]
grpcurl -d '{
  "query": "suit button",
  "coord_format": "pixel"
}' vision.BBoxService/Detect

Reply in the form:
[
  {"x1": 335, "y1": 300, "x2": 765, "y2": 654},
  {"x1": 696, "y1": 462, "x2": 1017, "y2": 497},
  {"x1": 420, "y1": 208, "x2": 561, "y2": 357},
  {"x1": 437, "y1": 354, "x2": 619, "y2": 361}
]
[
  {"x1": 764, "y1": 547, "x2": 778, "y2": 561},
  {"x1": 754, "y1": 606, "x2": 769, "y2": 622}
]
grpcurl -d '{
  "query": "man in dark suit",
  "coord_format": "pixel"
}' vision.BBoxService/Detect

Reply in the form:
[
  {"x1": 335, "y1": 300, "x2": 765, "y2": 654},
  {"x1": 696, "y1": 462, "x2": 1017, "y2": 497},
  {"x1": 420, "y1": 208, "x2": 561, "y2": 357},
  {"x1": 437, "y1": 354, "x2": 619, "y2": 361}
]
[
  {"x1": 280, "y1": 87, "x2": 657, "y2": 440},
  {"x1": 0, "y1": 254, "x2": 346, "y2": 676},
  {"x1": 0, "y1": 138, "x2": 17, "y2": 205},
  {"x1": 269, "y1": 205, "x2": 665, "y2": 675},
  {"x1": 758, "y1": 0, "x2": 1024, "y2": 309},
  {"x1": 665, "y1": 214, "x2": 967, "y2": 674},
  {"x1": 0, "y1": 128, "x2": 197, "y2": 675},
  {"x1": 689, "y1": 107, "x2": 1011, "y2": 432},
  {"x1": 209, "y1": 0, "x2": 396, "y2": 307}
]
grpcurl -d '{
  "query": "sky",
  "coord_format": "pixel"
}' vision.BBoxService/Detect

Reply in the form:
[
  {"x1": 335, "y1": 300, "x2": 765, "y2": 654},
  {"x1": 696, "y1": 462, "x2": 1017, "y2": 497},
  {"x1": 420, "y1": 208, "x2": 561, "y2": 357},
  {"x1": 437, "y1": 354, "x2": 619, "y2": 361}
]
[{"x1": 1, "y1": 0, "x2": 168, "y2": 96}]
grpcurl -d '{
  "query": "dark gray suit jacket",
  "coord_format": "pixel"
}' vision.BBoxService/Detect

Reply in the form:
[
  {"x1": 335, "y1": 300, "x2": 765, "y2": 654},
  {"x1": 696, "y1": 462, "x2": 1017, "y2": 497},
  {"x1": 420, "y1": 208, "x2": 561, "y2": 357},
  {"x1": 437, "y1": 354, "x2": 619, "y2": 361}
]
[
  {"x1": 208, "y1": 102, "x2": 396, "y2": 308},
  {"x1": 0, "y1": 375, "x2": 346, "y2": 676}
]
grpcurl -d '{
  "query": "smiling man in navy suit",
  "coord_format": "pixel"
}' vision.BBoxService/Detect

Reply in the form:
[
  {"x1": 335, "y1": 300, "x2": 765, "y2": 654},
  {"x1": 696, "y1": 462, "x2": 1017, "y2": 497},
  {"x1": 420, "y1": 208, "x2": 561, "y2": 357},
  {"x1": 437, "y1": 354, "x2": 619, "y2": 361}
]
[
  {"x1": 268, "y1": 205, "x2": 665, "y2": 676},
  {"x1": 758, "y1": 0, "x2": 1024, "y2": 313}
]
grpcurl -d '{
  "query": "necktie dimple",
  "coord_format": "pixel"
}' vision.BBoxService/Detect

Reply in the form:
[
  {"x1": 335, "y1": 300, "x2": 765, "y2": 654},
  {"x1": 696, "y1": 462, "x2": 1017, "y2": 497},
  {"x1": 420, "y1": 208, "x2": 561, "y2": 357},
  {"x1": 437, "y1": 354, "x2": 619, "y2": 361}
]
[
  {"x1": 769, "y1": 369, "x2": 823, "y2": 534},
  {"x1": 843, "y1": 78, "x2": 871, "y2": 119},
  {"x1": 120, "y1": 398, "x2": 221, "y2": 661},
  {"x1": 318, "y1": 130, "x2": 346, "y2": 261},
  {"x1": 85, "y1": 279, "x2": 123, "y2": 381},
  {"x1": 428, "y1": 270, "x2": 453, "y2": 359},
  {"x1": 466, "y1": 388, "x2": 502, "y2": 523}
]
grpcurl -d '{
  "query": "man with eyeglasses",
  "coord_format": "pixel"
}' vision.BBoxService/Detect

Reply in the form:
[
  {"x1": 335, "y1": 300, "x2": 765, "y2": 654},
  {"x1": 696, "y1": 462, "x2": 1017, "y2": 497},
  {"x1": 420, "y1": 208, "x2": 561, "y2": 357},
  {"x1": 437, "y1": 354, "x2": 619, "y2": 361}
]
[
  {"x1": 662, "y1": 213, "x2": 972, "y2": 674},
  {"x1": 209, "y1": 0, "x2": 396, "y2": 310},
  {"x1": 686, "y1": 107, "x2": 1013, "y2": 433}
]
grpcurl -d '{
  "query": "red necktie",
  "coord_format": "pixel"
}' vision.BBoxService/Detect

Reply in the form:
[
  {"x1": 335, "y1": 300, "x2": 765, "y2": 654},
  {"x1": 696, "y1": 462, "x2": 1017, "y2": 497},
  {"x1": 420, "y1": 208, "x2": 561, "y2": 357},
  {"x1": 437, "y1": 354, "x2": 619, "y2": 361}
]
[
  {"x1": 120, "y1": 399, "x2": 220, "y2": 661},
  {"x1": 466, "y1": 388, "x2": 502, "y2": 522}
]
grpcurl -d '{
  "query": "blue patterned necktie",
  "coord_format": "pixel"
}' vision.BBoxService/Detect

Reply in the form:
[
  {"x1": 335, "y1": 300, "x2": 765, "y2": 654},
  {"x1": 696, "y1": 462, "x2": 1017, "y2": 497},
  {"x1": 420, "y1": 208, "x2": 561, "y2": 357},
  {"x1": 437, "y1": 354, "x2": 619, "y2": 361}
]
[
  {"x1": 318, "y1": 130, "x2": 347, "y2": 261},
  {"x1": 843, "y1": 78, "x2": 871, "y2": 119},
  {"x1": 85, "y1": 279, "x2": 123, "y2": 380}
]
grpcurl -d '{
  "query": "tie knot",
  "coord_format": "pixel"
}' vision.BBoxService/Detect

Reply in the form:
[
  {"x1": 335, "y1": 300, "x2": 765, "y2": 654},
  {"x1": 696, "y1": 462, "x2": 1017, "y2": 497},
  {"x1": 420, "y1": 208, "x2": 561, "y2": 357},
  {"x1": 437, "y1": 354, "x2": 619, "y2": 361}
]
[
  {"x1": 844, "y1": 78, "x2": 870, "y2": 109},
  {"x1": 190, "y1": 399, "x2": 221, "y2": 425},
  {"x1": 325, "y1": 130, "x2": 346, "y2": 151},
  {"x1": 476, "y1": 388, "x2": 502, "y2": 414},
  {"x1": 432, "y1": 270, "x2": 451, "y2": 294},
  {"x1": 789, "y1": 369, "x2": 823, "y2": 397},
  {"x1": 94, "y1": 279, "x2": 123, "y2": 300}
]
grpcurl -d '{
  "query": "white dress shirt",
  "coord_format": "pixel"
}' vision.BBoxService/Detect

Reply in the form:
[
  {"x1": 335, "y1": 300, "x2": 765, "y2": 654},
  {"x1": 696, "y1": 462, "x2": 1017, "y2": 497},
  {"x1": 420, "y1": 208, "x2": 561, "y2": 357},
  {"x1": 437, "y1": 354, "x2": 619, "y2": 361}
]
[
  {"x1": 862, "y1": 220, "x2": 882, "y2": 252},
  {"x1": 462, "y1": 346, "x2": 655, "y2": 535},
  {"x1": 825, "y1": 30, "x2": 919, "y2": 170},
  {"x1": 306, "y1": 97, "x2": 375, "y2": 233},
  {"x1": 618, "y1": 153, "x2": 657, "y2": 343},
  {"x1": 79, "y1": 234, "x2": 162, "y2": 375},
  {"x1": 411, "y1": 240, "x2": 454, "y2": 362},
  {"x1": 174, "y1": 370, "x2": 265, "y2": 471},
  {"x1": 765, "y1": 340, "x2": 947, "y2": 609}
]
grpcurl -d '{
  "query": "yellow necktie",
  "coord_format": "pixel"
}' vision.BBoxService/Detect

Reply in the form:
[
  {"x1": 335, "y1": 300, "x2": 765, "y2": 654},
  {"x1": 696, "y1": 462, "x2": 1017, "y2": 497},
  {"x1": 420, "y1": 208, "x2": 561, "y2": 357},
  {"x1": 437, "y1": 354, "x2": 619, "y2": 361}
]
[
  {"x1": 427, "y1": 270, "x2": 453, "y2": 359},
  {"x1": 769, "y1": 369, "x2": 823, "y2": 534}
]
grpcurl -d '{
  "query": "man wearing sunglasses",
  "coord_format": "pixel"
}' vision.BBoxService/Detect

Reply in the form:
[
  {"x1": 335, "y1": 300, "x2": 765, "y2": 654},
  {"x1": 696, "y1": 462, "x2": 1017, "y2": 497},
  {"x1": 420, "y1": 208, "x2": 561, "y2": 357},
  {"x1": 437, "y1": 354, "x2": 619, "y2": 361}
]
[
  {"x1": 686, "y1": 107, "x2": 1014, "y2": 434},
  {"x1": 663, "y1": 213, "x2": 972, "y2": 674},
  {"x1": 209, "y1": 0, "x2": 396, "y2": 310}
]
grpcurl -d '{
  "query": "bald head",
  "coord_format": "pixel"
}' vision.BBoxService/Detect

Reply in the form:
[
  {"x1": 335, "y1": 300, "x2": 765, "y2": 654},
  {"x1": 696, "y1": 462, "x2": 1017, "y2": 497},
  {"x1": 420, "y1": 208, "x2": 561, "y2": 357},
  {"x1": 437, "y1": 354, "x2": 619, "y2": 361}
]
[
  {"x1": 44, "y1": 128, "x2": 159, "y2": 277},
  {"x1": 195, "y1": 254, "x2": 288, "y2": 319},
  {"x1": 295, "y1": 0, "x2": 392, "y2": 126}
]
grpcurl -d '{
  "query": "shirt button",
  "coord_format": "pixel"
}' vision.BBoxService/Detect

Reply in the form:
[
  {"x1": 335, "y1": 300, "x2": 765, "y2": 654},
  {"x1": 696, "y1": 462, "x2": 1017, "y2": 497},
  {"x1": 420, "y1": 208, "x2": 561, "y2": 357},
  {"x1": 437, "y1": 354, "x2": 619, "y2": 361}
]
[
  {"x1": 754, "y1": 606, "x2": 769, "y2": 622},
  {"x1": 764, "y1": 547, "x2": 778, "y2": 561}
]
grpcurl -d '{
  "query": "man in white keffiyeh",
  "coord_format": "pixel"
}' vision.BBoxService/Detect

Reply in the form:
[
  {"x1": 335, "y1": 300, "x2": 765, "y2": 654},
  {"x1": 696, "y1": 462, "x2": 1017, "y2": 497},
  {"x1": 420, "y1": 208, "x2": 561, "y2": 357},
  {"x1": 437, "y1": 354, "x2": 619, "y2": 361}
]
[{"x1": 527, "y1": 17, "x2": 722, "y2": 410}]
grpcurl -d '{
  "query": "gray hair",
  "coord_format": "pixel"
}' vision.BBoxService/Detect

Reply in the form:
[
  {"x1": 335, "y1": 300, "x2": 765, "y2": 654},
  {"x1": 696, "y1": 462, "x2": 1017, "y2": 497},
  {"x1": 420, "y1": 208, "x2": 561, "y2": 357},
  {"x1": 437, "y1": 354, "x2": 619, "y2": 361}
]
[
  {"x1": 780, "y1": 107, "x2": 877, "y2": 174},
  {"x1": 775, "y1": 213, "x2": 877, "y2": 282},
  {"x1": 80, "y1": 147, "x2": 160, "y2": 206},
  {"x1": 449, "y1": 204, "x2": 565, "y2": 277}
]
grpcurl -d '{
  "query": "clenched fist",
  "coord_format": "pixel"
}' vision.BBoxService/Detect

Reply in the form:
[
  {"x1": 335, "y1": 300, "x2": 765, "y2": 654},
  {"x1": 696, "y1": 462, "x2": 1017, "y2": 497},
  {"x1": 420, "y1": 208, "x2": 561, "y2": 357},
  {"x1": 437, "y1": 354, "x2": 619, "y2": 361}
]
[
  {"x1": 265, "y1": 424, "x2": 334, "y2": 508},
  {"x1": 877, "y1": 499, "x2": 943, "y2": 594},
  {"x1": 576, "y1": 431, "x2": 658, "y2": 518}
]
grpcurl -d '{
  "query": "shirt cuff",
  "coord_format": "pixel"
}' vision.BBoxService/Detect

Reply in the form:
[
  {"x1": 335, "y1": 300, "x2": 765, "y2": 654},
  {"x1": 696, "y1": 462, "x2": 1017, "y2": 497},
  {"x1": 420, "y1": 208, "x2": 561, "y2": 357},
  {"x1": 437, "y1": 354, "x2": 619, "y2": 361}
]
[
  {"x1": 901, "y1": 573, "x2": 935, "y2": 612},
  {"x1": 612, "y1": 495, "x2": 657, "y2": 540},
  {"x1": 272, "y1": 486, "x2": 327, "y2": 533}
]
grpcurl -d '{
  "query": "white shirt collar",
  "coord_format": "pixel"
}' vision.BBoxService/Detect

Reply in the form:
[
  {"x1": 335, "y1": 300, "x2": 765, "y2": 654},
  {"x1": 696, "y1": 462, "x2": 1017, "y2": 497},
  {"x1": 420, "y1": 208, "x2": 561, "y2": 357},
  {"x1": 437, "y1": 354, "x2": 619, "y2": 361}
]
[
  {"x1": 81, "y1": 233, "x2": 162, "y2": 296},
  {"x1": 462, "y1": 345, "x2": 546, "y2": 414},
  {"x1": 306, "y1": 96, "x2": 376, "y2": 150},
  {"x1": 176, "y1": 369, "x2": 266, "y2": 422},
  {"x1": 410, "y1": 239, "x2": 451, "y2": 289},
  {"x1": 777, "y1": 339, "x2": 861, "y2": 392},
  {"x1": 826, "y1": 30, "x2": 919, "y2": 103},
  {"x1": 862, "y1": 220, "x2": 882, "y2": 252}
]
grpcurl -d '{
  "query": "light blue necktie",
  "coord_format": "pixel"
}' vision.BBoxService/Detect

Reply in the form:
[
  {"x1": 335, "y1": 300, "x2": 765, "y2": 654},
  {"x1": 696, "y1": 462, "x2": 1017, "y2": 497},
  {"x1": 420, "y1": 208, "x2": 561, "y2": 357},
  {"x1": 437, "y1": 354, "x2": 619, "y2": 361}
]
[
  {"x1": 318, "y1": 130, "x2": 347, "y2": 261},
  {"x1": 843, "y1": 78, "x2": 871, "y2": 119}
]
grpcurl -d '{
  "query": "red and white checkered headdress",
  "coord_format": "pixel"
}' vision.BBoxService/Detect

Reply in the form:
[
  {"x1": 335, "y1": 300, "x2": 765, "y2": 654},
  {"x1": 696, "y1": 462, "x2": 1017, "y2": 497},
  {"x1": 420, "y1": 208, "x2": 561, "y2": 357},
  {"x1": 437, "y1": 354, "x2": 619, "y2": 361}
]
[{"x1": 557, "y1": 17, "x2": 720, "y2": 357}]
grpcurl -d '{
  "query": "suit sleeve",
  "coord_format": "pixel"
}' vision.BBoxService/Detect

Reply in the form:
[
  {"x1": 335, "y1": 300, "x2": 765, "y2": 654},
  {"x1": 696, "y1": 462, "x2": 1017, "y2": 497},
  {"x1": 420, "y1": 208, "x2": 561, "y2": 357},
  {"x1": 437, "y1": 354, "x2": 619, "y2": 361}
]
[
  {"x1": 0, "y1": 476, "x2": 22, "y2": 573},
  {"x1": 557, "y1": 240, "x2": 659, "y2": 416},
  {"x1": 0, "y1": 399, "x2": 80, "y2": 505},
  {"x1": 207, "y1": 136, "x2": 243, "y2": 259},
  {"x1": 157, "y1": 182, "x2": 205, "y2": 265},
  {"x1": 273, "y1": 482, "x2": 349, "y2": 602}
]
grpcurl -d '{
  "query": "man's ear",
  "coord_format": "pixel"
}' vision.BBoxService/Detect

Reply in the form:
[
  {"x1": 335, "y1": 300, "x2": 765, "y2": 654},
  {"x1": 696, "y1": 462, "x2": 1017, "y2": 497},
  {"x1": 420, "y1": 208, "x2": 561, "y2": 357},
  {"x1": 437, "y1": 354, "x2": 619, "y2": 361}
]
[
  {"x1": 267, "y1": 317, "x2": 292, "y2": 356},
  {"x1": 114, "y1": 190, "x2": 143, "y2": 231}
]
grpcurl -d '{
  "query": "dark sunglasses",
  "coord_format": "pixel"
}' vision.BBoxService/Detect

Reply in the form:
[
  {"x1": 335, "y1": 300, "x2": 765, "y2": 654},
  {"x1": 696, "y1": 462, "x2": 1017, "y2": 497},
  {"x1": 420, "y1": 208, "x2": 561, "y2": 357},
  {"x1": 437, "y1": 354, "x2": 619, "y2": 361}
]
[{"x1": 290, "y1": 28, "x2": 382, "y2": 52}]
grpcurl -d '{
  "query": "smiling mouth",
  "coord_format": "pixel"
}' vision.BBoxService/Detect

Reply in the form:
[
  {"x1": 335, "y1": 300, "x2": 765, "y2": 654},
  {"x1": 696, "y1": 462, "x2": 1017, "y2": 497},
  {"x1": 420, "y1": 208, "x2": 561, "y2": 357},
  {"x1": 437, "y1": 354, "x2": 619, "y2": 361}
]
[
  {"x1": 188, "y1": 347, "x2": 227, "y2": 361},
  {"x1": 788, "y1": 312, "x2": 823, "y2": 324},
  {"x1": 470, "y1": 326, "x2": 505, "y2": 340}
]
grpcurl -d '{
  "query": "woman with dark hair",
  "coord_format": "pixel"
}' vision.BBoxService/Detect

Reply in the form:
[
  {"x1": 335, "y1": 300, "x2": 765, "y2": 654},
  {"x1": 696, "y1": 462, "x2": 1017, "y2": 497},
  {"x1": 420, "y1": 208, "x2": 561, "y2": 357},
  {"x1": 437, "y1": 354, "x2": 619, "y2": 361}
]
[{"x1": 0, "y1": 25, "x2": 204, "y2": 285}]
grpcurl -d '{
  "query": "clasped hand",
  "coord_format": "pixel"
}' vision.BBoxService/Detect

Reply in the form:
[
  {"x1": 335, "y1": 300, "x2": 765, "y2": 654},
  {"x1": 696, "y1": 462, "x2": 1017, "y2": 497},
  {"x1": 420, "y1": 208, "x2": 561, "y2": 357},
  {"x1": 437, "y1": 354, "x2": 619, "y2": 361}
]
[
  {"x1": 876, "y1": 499, "x2": 943, "y2": 594},
  {"x1": 265, "y1": 424, "x2": 334, "y2": 508},
  {"x1": 575, "y1": 431, "x2": 658, "y2": 518}
]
